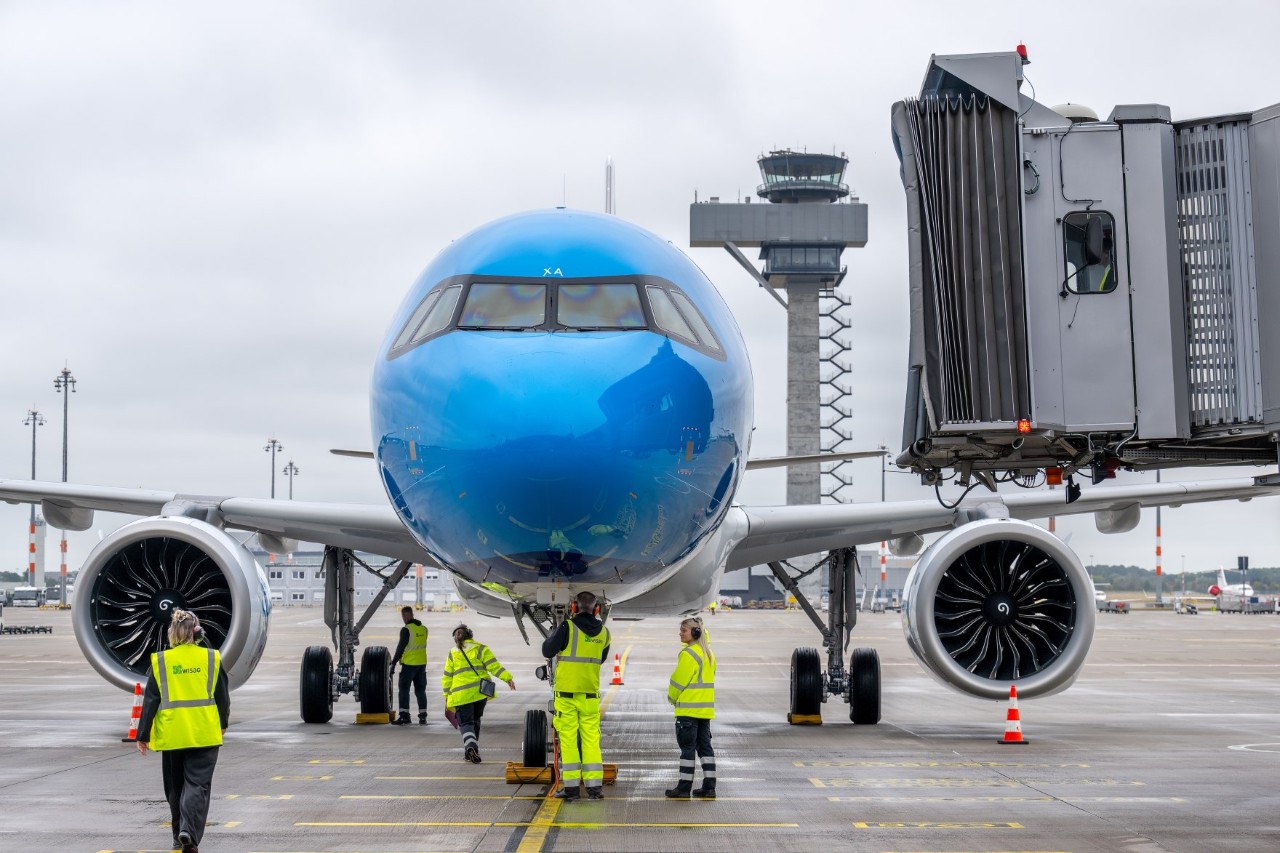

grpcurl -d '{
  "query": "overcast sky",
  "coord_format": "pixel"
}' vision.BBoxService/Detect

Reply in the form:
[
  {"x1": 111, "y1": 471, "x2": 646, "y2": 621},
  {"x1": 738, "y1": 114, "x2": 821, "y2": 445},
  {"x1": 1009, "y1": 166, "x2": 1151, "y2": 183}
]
[{"x1": 2, "y1": 1, "x2": 1277, "y2": 583}]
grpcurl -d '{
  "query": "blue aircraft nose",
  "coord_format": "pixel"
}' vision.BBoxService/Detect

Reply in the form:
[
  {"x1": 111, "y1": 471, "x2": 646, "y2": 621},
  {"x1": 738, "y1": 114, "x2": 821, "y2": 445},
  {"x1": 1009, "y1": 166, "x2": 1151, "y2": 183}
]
[{"x1": 374, "y1": 329, "x2": 742, "y2": 588}]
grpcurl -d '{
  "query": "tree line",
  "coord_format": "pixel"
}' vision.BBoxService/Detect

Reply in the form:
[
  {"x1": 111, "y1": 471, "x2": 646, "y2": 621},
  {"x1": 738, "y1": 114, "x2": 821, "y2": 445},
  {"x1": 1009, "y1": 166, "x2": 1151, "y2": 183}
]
[{"x1": 1088, "y1": 565, "x2": 1278, "y2": 594}]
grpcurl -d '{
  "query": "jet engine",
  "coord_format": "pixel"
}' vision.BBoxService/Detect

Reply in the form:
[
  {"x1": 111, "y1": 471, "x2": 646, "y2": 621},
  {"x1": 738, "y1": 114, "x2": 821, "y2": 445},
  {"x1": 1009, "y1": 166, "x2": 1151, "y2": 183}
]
[
  {"x1": 902, "y1": 518, "x2": 1096, "y2": 700},
  {"x1": 73, "y1": 516, "x2": 272, "y2": 692}
]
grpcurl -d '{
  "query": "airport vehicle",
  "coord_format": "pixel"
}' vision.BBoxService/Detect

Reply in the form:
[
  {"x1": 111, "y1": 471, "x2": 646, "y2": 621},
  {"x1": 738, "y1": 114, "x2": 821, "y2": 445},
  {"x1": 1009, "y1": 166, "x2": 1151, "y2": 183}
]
[
  {"x1": 2, "y1": 207, "x2": 1277, "y2": 746},
  {"x1": 10, "y1": 586, "x2": 45, "y2": 608}
]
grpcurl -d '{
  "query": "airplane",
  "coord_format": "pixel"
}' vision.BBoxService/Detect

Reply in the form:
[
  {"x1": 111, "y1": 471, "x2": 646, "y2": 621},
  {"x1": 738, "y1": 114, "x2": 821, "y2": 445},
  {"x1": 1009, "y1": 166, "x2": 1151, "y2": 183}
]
[
  {"x1": 3, "y1": 208, "x2": 1279, "y2": 766},
  {"x1": 1209, "y1": 567, "x2": 1255, "y2": 598}
]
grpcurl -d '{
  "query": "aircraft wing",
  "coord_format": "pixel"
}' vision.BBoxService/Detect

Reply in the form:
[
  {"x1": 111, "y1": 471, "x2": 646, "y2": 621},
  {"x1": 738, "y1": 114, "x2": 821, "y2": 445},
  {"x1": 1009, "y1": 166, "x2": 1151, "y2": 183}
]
[
  {"x1": 727, "y1": 476, "x2": 1280, "y2": 569},
  {"x1": 0, "y1": 480, "x2": 434, "y2": 564}
]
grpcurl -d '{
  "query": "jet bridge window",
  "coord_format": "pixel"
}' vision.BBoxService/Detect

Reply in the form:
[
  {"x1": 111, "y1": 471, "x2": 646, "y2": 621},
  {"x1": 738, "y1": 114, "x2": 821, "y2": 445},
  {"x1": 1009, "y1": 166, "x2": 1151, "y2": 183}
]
[
  {"x1": 459, "y1": 283, "x2": 547, "y2": 328},
  {"x1": 556, "y1": 283, "x2": 647, "y2": 329},
  {"x1": 1063, "y1": 211, "x2": 1119, "y2": 295}
]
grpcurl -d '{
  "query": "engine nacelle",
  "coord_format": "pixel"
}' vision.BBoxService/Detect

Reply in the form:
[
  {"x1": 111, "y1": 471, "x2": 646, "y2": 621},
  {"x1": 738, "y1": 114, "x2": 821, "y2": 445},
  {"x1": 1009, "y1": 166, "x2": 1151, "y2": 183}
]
[
  {"x1": 902, "y1": 518, "x2": 1096, "y2": 700},
  {"x1": 73, "y1": 516, "x2": 272, "y2": 692}
]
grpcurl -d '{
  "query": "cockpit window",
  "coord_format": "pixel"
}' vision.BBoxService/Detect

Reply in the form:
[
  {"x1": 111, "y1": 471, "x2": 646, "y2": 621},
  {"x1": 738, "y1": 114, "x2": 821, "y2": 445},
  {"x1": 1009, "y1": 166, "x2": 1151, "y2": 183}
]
[
  {"x1": 557, "y1": 283, "x2": 646, "y2": 329},
  {"x1": 387, "y1": 275, "x2": 726, "y2": 361},
  {"x1": 459, "y1": 283, "x2": 546, "y2": 328},
  {"x1": 646, "y1": 286, "x2": 697, "y2": 343},
  {"x1": 392, "y1": 290, "x2": 441, "y2": 350},
  {"x1": 669, "y1": 290, "x2": 722, "y2": 353},
  {"x1": 409, "y1": 285, "x2": 462, "y2": 344}
]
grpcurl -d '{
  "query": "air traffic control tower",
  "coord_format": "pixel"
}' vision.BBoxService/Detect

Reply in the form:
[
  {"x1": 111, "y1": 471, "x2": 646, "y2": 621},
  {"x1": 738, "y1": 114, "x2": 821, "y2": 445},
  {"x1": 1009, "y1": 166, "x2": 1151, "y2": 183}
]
[{"x1": 690, "y1": 151, "x2": 868, "y2": 509}]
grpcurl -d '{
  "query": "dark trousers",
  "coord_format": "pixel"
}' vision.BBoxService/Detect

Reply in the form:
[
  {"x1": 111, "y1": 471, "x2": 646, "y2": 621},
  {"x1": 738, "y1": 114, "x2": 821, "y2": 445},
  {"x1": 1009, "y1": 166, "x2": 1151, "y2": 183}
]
[
  {"x1": 675, "y1": 717, "x2": 715, "y2": 789},
  {"x1": 161, "y1": 745, "x2": 219, "y2": 845},
  {"x1": 456, "y1": 699, "x2": 487, "y2": 750},
  {"x1": 397, "y1": 664, "x2": 427, "y2": 716}
]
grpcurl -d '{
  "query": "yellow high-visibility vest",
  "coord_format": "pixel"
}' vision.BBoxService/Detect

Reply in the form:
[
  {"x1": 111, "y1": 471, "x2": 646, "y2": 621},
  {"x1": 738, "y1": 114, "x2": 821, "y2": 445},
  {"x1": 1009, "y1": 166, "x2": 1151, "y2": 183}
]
[
  {"x1": 554, "y1": 622, "x2": 610, "y2": 694},
  {"x1": 441, "y1": 641, "x2": 509, "y2": 708},
  {"x1": 402, "y1": 622, "x2": 428, "y2": 666},
  {"x1": 668, "y1": 643, "x2": 716, "y2": 719},
  {"x1": 149, "y1": 644, "x2": 222, "y2": 750}
]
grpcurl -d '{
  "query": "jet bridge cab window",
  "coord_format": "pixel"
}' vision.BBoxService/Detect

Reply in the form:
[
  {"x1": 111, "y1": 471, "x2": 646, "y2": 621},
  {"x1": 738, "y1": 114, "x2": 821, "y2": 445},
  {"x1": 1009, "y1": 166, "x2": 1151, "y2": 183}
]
[
  {"x1": 1063, "y1": 211, "x2": 1119, "y2": 295},
  {"x1": 388, "y1": 276, "x2": 724, "y2": 359}
]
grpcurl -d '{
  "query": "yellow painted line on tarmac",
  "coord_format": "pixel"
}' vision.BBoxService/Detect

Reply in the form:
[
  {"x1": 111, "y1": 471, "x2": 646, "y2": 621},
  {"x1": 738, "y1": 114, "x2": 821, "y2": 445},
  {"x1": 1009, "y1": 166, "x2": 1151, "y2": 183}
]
[
  {"x1": 342, "y1": 794, "x2": 544, "y2": 800},
  {"x1": 308, "y1": 758, "x2": 366, "y2": 764},
  {"x1": 832, "y1": 796, "x2": 1056, "y2": 803},
  {"x1": 797, "y1": 761, "x2": 1090, "y2": 768},
  {"x1": 853, "y1": 821, "x2": 1024, "y2": 829},
  {"x1": 300, "y1": 820, "x2": 799, "y2": 830},
  {"x1": 224, "y1": 794, "x2": 295, "y2": 800},
  {"x1": 375, "y1": 775, "x2": 508, "y2": 781},
  {"x1": 272, "y1": 774, "x2": 332, "y2": 781},
  {"x1": 516, "y1": 792, "x2": 563, "y2": 853}
]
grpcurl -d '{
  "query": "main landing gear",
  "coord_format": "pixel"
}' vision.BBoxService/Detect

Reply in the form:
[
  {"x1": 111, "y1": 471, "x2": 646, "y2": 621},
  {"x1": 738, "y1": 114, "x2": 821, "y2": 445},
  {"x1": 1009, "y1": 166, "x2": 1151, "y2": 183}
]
[
  {"x1": 299, "y1": 546, "x2": 412, "y2": 723},
  {"x1": 770, "y1": 547, "x2": 881, "y2": 725}
]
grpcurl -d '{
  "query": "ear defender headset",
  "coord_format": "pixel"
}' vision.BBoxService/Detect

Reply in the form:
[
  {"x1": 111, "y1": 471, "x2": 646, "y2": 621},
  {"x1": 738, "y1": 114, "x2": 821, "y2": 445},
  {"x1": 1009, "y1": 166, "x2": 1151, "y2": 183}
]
[
  {"x1": 690, "y1": 621, "x2": 703, "y2": 640},
  {"x1": 571, "y1": 594, "x2": 601, "y2": 617}
]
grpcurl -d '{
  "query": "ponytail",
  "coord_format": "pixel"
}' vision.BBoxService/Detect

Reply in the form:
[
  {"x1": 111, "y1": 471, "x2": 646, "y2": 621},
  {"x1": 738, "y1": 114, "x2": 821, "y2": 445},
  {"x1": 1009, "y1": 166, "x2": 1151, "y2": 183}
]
[{"x1": 452, "y1": 623, "x2": 474, "y2": 649}]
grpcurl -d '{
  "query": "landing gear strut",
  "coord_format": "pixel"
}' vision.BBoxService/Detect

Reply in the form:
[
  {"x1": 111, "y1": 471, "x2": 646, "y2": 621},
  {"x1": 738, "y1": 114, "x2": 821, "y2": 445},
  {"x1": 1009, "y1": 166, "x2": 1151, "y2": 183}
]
[
  {"x1": 298, "y1": 546, "x2": 412, "y2": 722},
  {"x1": 769, "y1": 547, "x2": 881, "y2": 724}
]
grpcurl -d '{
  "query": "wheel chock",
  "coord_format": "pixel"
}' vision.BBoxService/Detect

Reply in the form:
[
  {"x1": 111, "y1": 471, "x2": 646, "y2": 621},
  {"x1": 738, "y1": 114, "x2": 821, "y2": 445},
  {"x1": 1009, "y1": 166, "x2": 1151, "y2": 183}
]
[
  {"x1": 787, "y1": 712, "x2": 823, "y2": 725},
  {"x1": 355, "y1": 712, "x2": 392, "y2": 724},
  {"x1": 505, "y1": 762, "x2": 554, "y2": 784},
  {"x1": 504, "y1": 763, "x2": 620, "y2": 785}
]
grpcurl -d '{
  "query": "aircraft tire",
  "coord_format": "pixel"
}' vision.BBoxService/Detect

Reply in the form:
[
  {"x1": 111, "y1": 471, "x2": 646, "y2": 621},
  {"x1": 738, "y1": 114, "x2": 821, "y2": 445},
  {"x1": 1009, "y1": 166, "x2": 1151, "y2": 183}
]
[
  {"x1": 847, "y1": 647, "x2": 881, "y2": 725},
  {"x1": 359, "y1": 646, "x2": 393, "y2": 715},
  {"x1": 300, "y1": 645, "x2": 334, "y2": 724},
  {"x1": 522, "y1": 709, "x2": 548, "y2": 768},
  {"x1": 790, "y1": 647, "x2": 822, "y2": 717}
]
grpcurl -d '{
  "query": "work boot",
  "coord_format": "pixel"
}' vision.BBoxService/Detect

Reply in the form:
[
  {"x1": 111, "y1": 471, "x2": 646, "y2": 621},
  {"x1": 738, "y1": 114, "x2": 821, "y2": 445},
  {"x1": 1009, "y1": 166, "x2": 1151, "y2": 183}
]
[
  {"x1": 554, "y1": 785, "x2": 580, "y2": 801},
  {"x1": 692, "y1": 785, "x2": 716, "y2": 799},
  {"x1": 391, "y1": 712, "x2": 411, "y2": 725},
  {"x1": 586, "y1": 787, "x2": 604, "y2": 800},
  {"x1": 465, "y1": 745, "x2": 482, "y2": 764},
  {"x1": 418, "y1": 713, "x2": 428, "y2": 725},
  {"x1": 177, "y1": 829, "x2": 196, "y2": 852},
  {"x1": 664, "y1": 781, "x2": 693, "y2": 798}
]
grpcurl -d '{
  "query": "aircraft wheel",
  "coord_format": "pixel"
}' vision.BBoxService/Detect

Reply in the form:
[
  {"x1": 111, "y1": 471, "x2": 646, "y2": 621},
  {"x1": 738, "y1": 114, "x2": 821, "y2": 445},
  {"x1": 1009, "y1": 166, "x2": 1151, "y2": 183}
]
[
  {"x1": 359, "y1": 646, "x2": 393, "y2": 715},
  {"x1": 847, "y1": 647, "x2": 881, "y2": 725},
  {"x1": 300, "y1": 645, "x2": 334, "y2": 723},
  {"x1": 522, "y1": 709, "x2": 548, "y2": 768},
  {"x1": 790, "y1": 647, "x2": 823, "y2": 717}
]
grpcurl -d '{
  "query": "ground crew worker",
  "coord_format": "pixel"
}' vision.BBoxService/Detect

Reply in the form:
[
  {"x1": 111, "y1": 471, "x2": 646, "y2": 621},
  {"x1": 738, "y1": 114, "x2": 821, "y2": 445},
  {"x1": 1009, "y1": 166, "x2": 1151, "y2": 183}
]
[
  {"x1": 541, "y1": 590, "x2": 611, "y2": 801},
  {"x1": 665, "y1": 616, "x2": 716, "y2": 799},
  {"x1": 390, "y1": 606, "x2": 429, "y2": 725},
  {"x1": 441, "y1": 623, "x2": 515, "y2": 763},
  {"x1": 136, "y1": 608, "x2": 230, "y2": 853}
]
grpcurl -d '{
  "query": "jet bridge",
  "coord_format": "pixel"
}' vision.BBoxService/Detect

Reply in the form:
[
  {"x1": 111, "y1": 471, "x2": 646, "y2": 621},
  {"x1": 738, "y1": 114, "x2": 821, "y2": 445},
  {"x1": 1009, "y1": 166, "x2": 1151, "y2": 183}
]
[{"x1": 892, "y1": 49, "x2": 1280, "y2": 487}]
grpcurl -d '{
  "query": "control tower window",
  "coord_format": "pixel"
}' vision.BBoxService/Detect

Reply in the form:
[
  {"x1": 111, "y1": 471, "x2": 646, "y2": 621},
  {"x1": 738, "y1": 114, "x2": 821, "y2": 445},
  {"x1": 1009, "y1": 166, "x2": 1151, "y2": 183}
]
[
  {"x1": 459, "y1": 283, "x2": 547, "y2": 328},
  {"x1": 1063, "y1": 211, "x2": 1118, "y2": 295},
  {"x1": 557, "y1": 283, "x2": 647, "y2": 329}
]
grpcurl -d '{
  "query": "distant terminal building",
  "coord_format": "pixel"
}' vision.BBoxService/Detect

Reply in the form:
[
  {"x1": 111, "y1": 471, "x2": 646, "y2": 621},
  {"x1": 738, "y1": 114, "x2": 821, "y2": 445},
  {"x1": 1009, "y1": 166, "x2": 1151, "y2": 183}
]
[{"x1": 255, "y1": 546, "x2": 458, "y2": 609}]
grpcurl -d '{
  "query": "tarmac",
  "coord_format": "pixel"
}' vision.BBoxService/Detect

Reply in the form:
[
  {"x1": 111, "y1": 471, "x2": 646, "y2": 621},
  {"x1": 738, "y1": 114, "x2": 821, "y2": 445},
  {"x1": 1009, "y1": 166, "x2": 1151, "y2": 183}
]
[{"x1": 1, "y1": 602, "x2": 1278, "y2": 852}]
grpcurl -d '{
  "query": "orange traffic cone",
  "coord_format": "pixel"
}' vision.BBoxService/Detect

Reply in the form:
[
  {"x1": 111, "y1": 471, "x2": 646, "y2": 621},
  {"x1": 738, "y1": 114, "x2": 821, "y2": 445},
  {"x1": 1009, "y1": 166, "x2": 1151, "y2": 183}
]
[
  {"x1": 610, "y1": 653, "x2": 624, "y2": 685},
  {"x1": 997, "y1": 685, "x2": 1026, "y2": 745},
  {"x1": 122, "y1": 682, "x2": 143, "y2": 743}
]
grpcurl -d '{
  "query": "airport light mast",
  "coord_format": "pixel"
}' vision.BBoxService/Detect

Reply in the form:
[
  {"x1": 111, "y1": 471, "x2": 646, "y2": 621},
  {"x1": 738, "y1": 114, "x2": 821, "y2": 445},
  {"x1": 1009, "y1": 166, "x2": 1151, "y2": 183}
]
[
  {"x1": 264, "y1": 438, "x2": 283, "y2": 498},
  {"x1": 23, "y1": 409, "x2": 45, "y2": 588},
  {"x1": 54, "y1": 367, "x2": 76, "y2": 606},
  {"x1": 283, "y1": 459, "x2": 300, "y2": 500}
]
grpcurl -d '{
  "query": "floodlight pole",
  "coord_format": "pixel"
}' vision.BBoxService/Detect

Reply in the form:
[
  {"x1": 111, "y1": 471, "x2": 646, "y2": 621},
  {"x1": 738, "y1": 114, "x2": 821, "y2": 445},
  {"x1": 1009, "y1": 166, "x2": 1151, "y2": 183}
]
[
  {"x1": 283, "y1": 460, "x2": 300, "y2": 500},
  {"x1": 264, "y1": 438, "x2": 283, "y2": 498},
  {"x1": 53, "y1": 368, "x2": 77, "y2": 606}
]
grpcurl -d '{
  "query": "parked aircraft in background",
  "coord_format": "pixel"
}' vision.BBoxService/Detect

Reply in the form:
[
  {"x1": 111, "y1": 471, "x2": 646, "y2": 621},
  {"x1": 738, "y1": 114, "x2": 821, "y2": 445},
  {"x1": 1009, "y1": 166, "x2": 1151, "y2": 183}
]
[
  {"x1": 1209, "y1": 567, "x2": 1255, "y2": 598},
  {"x1": 3, "y1": 210, "x2": 1278, "y2": 762}
]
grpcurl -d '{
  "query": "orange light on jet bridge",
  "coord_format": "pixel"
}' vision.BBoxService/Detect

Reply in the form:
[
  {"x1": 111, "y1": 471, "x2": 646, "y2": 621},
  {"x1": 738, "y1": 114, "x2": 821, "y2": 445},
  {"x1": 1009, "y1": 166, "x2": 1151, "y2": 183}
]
[
  {"x1": 1045, "y1": 467, "x2": 1063, "y2": 486},
  {"x1": 1017, "y1": 418, "x2": 1032, "y2": 434}
]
